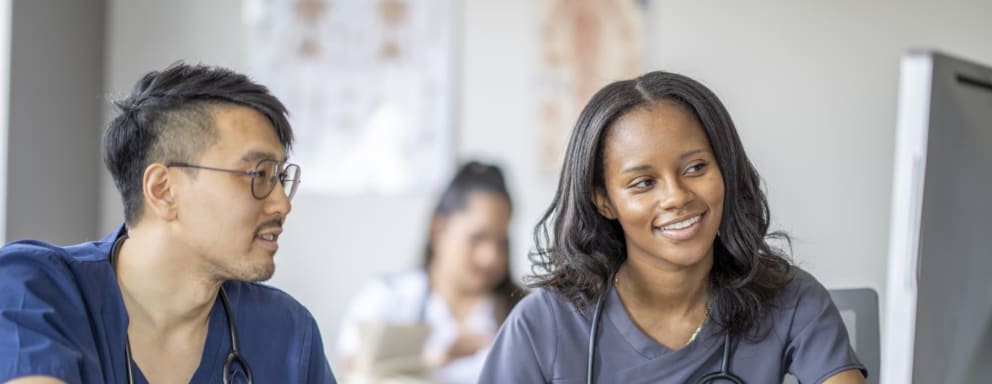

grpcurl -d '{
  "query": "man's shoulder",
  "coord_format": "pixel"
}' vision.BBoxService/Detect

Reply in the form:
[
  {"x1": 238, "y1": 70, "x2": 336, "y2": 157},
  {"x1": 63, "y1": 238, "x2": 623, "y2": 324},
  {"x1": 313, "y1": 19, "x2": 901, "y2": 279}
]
[
  {"x1": 0, "y1": 239, "x2": 78, "y2": 279},
  {"x1": 225, "y1": 281, "x2": 317, "y2": 324},
  {"x1": 1, "y1": 236, "x2": 114, "y2": 267},
  {"x1": 226, "y1": 281, "x2": 308, "y2": 308},
  {"x1": 0, "y1": 237, "x2": 118, "y2": 310},
  {"x1": 1, "y1": 239, "x2": 69, "y2": 261},
  {"x1": 0, "y1": 240, "x2": 114, "y2": 383}
]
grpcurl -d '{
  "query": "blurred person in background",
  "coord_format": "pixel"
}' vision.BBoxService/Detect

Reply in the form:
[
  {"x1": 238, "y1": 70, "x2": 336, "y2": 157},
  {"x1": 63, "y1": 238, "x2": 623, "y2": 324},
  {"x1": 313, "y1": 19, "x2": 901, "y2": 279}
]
[{"x1": 335, "y1": 161, "x2": 523, "y2": 383}]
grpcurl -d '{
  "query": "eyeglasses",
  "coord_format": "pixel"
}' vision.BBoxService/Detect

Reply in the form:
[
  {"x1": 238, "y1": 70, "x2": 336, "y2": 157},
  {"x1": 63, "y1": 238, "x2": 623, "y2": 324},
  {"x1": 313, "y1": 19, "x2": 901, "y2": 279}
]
[{"x1": 167, "y1": 159, "x2": 301, "y2": 200}]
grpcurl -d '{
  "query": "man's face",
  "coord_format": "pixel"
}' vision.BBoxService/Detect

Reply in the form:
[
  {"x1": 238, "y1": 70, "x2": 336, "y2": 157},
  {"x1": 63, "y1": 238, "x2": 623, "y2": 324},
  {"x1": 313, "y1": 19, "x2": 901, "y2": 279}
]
[{"x1": 172, "y1": 105, "x2": 292, "y2": 282}]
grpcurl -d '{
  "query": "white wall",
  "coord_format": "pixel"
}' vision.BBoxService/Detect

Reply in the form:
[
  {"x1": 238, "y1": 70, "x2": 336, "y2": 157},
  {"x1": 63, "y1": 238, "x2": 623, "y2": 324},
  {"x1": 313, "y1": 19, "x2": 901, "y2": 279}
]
[
  {"x1": 101, "y1": 0, "x2": 992, "y2": 356},
  {"x1": 647, "y1": 0, "x2": 992, "y2": 313}
]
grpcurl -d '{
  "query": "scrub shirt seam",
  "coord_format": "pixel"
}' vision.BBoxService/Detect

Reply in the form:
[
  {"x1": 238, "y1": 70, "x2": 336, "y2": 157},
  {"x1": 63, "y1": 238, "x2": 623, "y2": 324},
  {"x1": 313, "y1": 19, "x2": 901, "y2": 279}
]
[
  {"x1": 787, "y1": 273, "x2": 854, "y2": 381},
  {"x1": 544, "y1": 291, "x2": 559, "y2": 380},
  {"x1": 782, "y1": 278, "x2": 803, "y2": 367},
  {"x1": 812, "y1": 362, "x2": 867, "y2": 384},
  {"x1": 789, "y1": 280, "x2": 833, "y2": 343},
  {"x1": 0, "y1": 367, "x2": 79, "y2": 384},
  {"x1": 605, "y1": 288, "x2": 655, "y2": 360},
  {"x1": 0, "y1": 248, "x2": 87, "y2": 383},
  {"x1": 300, "y1": 315, "x2": 314, "y2": 382},
  {"x1": 783, "y1": 273, "x2": 815, "y2": 338}
]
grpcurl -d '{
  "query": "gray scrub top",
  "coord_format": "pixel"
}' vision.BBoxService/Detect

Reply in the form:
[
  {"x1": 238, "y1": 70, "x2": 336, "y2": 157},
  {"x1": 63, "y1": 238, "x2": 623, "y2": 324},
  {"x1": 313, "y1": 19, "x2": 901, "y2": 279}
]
[{"x1": 479, "y1": 268, "x2": 866, "y2": 383}]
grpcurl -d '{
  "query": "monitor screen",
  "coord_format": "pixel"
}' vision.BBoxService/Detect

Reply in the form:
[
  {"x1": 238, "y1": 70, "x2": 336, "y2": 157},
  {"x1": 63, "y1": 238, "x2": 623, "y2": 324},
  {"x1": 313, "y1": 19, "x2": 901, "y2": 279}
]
[{"x1": 884, "y1": 50, "x2": 992, "y2": 383}]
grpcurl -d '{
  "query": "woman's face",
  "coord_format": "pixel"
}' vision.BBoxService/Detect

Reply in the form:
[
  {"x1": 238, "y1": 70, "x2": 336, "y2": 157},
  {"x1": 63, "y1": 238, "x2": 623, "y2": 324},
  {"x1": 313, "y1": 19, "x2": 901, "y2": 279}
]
[
  {"x1": 432, "y1": 191, "x2": 512, "y2": 294},
  {"x1": 594, "y1": 101, "x2": 725, "y2": 270}
]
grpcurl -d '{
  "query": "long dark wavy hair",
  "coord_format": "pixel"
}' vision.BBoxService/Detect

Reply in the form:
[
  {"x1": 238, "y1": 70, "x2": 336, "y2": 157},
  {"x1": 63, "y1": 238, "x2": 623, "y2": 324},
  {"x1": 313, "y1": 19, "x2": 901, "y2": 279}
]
[
  {"x1": 423, "y1": 161, "x2": 525, "y2": 321},
  {"x1": 529, "y1": 71, "x2": 793, "y2": 337}
]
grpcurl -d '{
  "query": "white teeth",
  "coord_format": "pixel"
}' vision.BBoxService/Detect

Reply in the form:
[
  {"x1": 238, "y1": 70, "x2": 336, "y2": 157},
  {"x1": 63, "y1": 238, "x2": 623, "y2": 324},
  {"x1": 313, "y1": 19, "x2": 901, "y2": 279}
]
[
  {"x1": 661, "y1": 215, "x2": 700, "y2": 231},
  {"x1": 260, "y1": 233, "x2": 276, "y2": 241}
]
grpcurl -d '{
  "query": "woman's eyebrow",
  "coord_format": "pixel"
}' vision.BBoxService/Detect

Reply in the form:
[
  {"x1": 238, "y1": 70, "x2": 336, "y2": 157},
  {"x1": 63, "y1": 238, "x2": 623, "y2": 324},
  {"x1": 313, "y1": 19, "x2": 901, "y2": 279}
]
[
  {"x1": 621, "y1": 164, "x2": 652, "y2": 175},
  {"x1": 620, "y1": 148, "x2": 709, "y2": 174},
  {"x1": 679, "y1": 148, "x2": 707, "y2": 161}
]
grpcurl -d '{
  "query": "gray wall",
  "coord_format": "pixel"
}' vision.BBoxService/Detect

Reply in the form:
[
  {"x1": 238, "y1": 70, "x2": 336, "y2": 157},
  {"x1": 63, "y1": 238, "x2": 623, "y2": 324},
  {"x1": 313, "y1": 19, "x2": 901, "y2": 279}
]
[{"x1": 5, "y1": 0, "x2": 105, "y2": 245}]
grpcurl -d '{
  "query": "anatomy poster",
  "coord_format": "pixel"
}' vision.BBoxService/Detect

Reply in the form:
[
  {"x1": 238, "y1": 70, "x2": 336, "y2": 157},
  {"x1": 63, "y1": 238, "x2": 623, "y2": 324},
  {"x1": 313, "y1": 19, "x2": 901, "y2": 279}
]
[
  {"x1": 537, "y1": 0, "x2": 645, "y2": 171},
  {"x1": 244, "y1": 0, "x2": 457, "y2": 195}
]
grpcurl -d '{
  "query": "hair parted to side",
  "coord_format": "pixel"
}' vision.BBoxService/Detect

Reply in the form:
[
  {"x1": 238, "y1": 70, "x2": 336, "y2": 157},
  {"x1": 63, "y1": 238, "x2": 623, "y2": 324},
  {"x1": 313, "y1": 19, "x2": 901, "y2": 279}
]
[
  {"x1": 529, "y1": 71, "x2": 793, "y2": 337},
  {"x1": 103, "y1": 62, "x2": 293, "y2": 225},
  {"x1": 423, "y1": 161, "x2": 525, "y2": 321}
]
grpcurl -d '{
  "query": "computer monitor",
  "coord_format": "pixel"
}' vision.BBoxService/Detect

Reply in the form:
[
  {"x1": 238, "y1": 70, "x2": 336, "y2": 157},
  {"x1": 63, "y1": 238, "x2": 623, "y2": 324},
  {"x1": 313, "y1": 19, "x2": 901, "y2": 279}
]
[{"x1": 884, "y1": 50, "x2": 992, "y2": 383}]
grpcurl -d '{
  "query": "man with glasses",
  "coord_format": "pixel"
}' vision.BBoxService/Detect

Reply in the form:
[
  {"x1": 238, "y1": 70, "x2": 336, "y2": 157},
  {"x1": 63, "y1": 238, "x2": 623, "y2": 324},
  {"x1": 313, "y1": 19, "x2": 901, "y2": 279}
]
[{"x1": 0, "y1": 63, "x2": 335, "y2": 383}]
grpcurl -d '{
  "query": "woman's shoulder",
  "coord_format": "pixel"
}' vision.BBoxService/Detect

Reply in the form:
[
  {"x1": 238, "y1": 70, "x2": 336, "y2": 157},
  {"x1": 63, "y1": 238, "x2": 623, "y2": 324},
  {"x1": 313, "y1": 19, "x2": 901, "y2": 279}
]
[
  {"x1": 506, "y1": 287, "x2": 590, "y2": 327},
  {"x1": 779, "y1": 266, "x2": 833, "y2": 305},
  {"x1": 770, "y1": 266, "x2": 844, "y2": 333},
  {"x1": 495, "y1": 288, "x2": 569, "y2": 353}
]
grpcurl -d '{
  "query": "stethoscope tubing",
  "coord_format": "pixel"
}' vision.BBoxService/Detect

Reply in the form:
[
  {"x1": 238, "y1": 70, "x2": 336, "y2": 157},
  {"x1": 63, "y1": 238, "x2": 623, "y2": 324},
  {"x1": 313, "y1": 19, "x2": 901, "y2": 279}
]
[
  {"x1": 123, "y1": 287, "x2": 253, "y2": 384},
  {"x1": 112, "y1": 234, "x2": 253, "y2": 384},
  {"x1": 586, "y1": 272, "x2": 745, "y2": 384}
]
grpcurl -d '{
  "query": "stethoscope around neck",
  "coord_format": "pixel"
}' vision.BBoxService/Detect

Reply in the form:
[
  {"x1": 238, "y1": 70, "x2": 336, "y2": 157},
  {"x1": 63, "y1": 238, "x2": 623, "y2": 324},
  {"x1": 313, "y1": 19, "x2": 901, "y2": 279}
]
[
  {"x1": 586, "y1": 271, "x2": 745, "y2": 384},
  {"x1": 110, "y1": 234, "x2": 254, "y2": 384}
]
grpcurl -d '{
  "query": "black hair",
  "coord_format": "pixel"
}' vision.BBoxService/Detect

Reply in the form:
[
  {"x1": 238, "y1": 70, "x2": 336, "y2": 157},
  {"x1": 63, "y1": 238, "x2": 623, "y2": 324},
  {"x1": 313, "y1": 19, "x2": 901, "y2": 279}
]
[
  {"x1": 530, "y1": 71, "x2": 793, "y2": 337},
  {"x1": 423, "y1": 161, "x2": 524, "y2": 320},
  {"x1": 103, "y1": 62, "x2": 292, "y2": 225}
]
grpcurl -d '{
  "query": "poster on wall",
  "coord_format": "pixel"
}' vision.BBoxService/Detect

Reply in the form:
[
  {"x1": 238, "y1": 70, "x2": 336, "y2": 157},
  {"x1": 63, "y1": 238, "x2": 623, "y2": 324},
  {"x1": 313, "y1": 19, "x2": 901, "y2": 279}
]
[
  {"x1": 537, "y1": 0, "x2": 645, "y2": 171},
  {"x1": 243, "y1": 0, "x2": 457, "y2": 195}
]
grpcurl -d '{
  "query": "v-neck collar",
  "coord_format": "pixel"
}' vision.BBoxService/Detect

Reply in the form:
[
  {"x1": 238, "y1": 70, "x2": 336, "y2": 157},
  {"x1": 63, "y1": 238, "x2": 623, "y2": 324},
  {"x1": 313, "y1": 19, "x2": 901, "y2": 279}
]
[
  {"x1": 129, "y1": 297, "x2": 228, "y2": 383},
  {"x1": 102, "y1": 225, "x2": 230, "y2": 383},
  {"x1": 604, "y1": 284, "x2": 722, "y2": 360}
]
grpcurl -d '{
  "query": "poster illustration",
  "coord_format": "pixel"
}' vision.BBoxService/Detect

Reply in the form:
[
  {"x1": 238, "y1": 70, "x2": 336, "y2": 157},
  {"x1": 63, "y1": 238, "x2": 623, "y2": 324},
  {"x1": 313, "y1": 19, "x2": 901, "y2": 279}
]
[{"x1": 244, "y1": 0, "x2": 457, "y2": 195}]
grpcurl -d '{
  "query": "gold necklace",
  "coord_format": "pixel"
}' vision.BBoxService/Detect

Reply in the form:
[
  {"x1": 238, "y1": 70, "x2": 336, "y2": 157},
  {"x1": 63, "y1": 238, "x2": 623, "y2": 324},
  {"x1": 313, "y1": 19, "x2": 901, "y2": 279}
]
[
  {"x1": 615, "y1": 272, "x2": 711, "y2": 347},
  {"x1": 685, "y1": 302, "x2": 710, "y2": 346}
]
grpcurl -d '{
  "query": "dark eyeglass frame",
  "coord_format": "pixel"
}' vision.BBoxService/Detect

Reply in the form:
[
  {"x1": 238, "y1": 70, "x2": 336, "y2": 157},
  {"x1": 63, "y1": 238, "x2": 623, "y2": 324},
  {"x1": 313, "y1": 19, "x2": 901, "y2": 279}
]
[{"x1": 166, "y1": 159, "x2": 301, "y2": 200}]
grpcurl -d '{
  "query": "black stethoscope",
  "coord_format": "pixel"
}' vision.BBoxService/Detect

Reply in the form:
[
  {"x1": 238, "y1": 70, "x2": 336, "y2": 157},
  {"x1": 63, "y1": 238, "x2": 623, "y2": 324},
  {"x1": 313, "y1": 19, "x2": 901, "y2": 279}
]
[
  {"x1": 586, "y1": 272, "x2": 745, "y2": 384},
  {"x1": 110, "y1": 234, "x2": 254, "y2": 384}
]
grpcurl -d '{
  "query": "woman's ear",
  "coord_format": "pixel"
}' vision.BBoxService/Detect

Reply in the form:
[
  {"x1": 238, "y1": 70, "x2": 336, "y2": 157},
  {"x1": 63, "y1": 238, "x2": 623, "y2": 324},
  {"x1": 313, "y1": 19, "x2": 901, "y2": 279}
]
[
  {"x1": 143, "y1": 163, "x2": 178, "y2": 221},
  {"x1": 592, "y1": 188, "x2": 618, "y2": 220}
]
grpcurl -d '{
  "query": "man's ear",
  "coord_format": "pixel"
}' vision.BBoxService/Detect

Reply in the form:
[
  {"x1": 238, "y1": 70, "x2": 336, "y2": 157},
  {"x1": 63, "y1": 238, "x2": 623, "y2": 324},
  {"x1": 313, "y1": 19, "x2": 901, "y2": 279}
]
[
  {"x1": 143, "y1": 163, "x2": 178, "y2": 221},
  {"x1": 592, "y1": 188, "x2": 618, "y2": 220}
]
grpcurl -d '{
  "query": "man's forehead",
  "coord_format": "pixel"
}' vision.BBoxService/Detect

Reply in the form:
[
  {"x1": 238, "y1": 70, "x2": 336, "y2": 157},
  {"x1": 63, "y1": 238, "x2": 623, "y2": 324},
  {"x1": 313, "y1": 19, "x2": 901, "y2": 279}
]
[
  {"x1": 208, "y1": 105, "x2": 287, "y2": 162},
  {"x1": 239, "y1": 149, "x2": 288, "y2": 163}
]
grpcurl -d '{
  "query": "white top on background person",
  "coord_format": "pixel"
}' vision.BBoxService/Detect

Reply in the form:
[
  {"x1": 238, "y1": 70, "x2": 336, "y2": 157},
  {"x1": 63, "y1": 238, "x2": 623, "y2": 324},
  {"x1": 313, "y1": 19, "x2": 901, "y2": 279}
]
[{"x1": 336, "y1": 269, "x2": 498, "y2": 383}]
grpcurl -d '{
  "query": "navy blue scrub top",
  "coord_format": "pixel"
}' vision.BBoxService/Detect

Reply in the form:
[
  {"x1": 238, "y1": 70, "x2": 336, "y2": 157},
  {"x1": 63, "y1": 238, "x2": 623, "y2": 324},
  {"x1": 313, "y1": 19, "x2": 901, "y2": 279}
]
[
  {"x1": 0, "y1": 225, "x2": 336, "y2": 383},
  {"x1": 479, "y1": 268, "x2": 866, "y2": 383}
]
